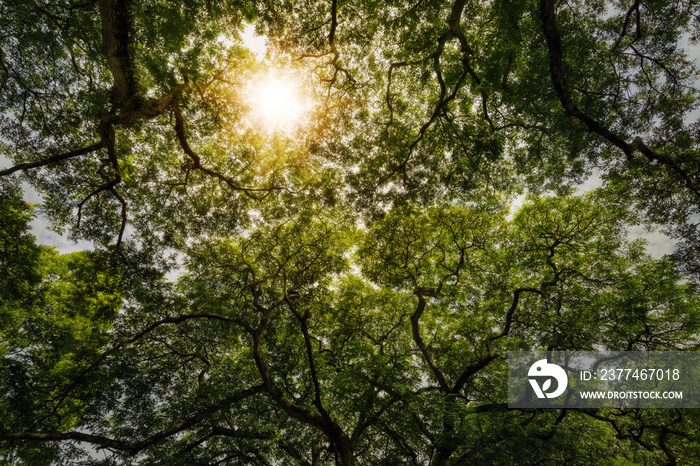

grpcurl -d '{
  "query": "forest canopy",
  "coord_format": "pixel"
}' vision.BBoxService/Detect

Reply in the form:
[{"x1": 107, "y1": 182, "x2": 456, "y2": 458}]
[{"x1": 1, "y1": 0, "x2": 700, "y2": 464}]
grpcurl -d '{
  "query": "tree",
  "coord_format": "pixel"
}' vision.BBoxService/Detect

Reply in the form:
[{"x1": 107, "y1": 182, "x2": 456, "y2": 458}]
[
  {"x1": 0, "y1": 188, "x2": 122, "y2": 464},
  {"x1": 1, "y1": 0, "x2": 699, "y2": 464}
]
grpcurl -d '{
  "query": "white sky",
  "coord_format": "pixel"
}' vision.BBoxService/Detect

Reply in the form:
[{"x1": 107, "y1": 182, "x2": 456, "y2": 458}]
[{"x1": 241, "y1": 23, "x2": 267, "y2": 57}]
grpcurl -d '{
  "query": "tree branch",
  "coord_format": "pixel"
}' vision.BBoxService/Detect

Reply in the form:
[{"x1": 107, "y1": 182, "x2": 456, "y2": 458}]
[
  {"x1": 2, "y1": 384, "x2": 264, "y2": 455},
  {"x1": 491, "y1": 287, "x2": 543, "y2": 342},
  {"x1": 286, "y1": 295, "x2": 333, "y2": 427},
  {"x1": 36, "y1": 312, "x2": 254, "y2": 429},
  {"x1": 411, "y1": 292, "x2": 450, "y2": 392},
  {"x1": 0, "y1": 141, "x2": 105, "y2": 177},
  {"x1": 172, "y1": 106, "x2": 283, "y2": 200},
  {"x1": 539, "y1": 0, "x2": 700, "y2": 199}
]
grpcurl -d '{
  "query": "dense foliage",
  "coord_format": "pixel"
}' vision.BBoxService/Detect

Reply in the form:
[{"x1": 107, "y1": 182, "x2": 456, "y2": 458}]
[{"x1": 1, "y1": 0, "x2": 700, "y2": 464}]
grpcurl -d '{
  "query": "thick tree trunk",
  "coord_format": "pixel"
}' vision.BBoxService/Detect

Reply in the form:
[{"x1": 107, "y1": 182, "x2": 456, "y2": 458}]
[
  {"x1": 98, "y1": 0, "x2": 137, "y2": 108},
  {"x1": 335, "y1": 436, "x2": 356, "y2": 466}
]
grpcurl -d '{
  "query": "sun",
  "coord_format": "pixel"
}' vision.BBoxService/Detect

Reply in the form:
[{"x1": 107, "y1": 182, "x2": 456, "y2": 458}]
[{"x1": 249, "y1": 76, "x2": 304, "y2": 128}]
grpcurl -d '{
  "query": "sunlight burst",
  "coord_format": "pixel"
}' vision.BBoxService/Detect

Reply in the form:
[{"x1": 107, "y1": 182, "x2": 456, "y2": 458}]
[{"x1": 250, "y1": 77, "x2": 304, "y2": 128}]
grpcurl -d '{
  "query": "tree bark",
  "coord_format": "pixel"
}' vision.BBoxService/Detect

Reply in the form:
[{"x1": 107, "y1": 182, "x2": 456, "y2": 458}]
[{"x1": 98, "y1": 0, "x2": 137, "y2": 108}]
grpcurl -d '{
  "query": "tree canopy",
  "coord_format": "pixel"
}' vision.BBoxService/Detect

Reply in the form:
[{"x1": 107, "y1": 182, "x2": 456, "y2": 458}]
[{"x1": 1, "y1": 0, "x2": 700, "y2": 464}]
